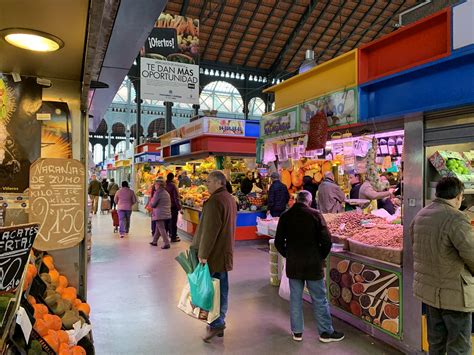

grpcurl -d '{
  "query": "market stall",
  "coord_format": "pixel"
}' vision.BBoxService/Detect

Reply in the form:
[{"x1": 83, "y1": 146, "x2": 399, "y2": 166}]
[{"x1": 159, "y1": 117, "x2": 267, "y2": 240}]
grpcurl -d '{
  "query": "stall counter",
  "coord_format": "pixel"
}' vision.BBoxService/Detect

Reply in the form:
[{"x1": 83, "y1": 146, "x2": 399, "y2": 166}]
[{"x1": 179, "y1": 205, "x2": 268, "y2": 241}]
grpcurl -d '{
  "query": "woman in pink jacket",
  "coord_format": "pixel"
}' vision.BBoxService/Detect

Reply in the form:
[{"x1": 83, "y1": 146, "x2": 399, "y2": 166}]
[{"x1": 114, "y1": 181, "x2": 137, "y2": 238}]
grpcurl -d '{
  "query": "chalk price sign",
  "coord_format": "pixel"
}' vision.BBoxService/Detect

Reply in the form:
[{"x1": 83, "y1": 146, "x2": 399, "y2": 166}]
[
  {"x1": 0, "y1": 223, "x2": 39, "y2": 293},
  {"x1": 29, "y1": 159, "x2": 85, "y2": 251}
]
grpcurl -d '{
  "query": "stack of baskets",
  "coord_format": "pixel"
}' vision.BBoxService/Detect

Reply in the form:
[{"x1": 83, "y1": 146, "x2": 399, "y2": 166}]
[{"x1": 269, "y1": 239, "x2": 281, "y2": 286}]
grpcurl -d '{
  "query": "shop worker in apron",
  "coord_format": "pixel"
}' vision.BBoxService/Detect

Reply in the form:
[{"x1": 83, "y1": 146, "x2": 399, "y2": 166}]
[
  {"x1": 275, "y1": 190, "x2": 344, "y2": 343},
  {"x1": 411, "y1": 176, "x2": 474, "y2": 355},
  {"x1": 191, "y1": 170, "x2": 237, "y2": 343}
]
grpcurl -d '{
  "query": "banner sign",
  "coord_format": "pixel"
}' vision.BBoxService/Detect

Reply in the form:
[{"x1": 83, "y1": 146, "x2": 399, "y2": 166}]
[
  {"x1": 301, "y1": 87, "x2": 358, "y2": 131},
  {"x1": 260, "y1": 107, "x2": 299, "y2": 139},
  {"x1": 40, "y1": 101, "x2": 72, "y2": 159},
  {"x1": 29, "y1": 158, "x2": 85, "y2": 251},
  {"x1": 0, "y1": 75, "x2": 42, "y2": 193},
  {"x1": 0, "y1": 223, "x2": 39, "y2": 293},
  {"x1": 141, "y1": 58, "x2": 199, "y2": 104},
  {"x1": 205, "y1": 118, "x2": 245, "y2": 136},
  {"x1": 143, "y1": 13, "x2": 199, "y2": 64}
]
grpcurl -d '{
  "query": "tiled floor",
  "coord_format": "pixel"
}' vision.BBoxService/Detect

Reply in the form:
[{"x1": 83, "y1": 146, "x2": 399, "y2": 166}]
[{"x1": 87, "y1": 212, "x2": 403, "y2": 355}]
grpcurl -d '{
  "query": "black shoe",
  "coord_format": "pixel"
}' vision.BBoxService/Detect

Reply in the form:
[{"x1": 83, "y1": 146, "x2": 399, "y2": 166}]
[
  {"x1": 203, "y1": 325, "x2": 226, "y2": 343},
  {"x1": 171, "y1": 237, "x2": 181, "y2": 242},
  {"x1": 292, "y1": 332, "x2": 303, "y2": 341},
  {"x1": 161, "y1": 244, "x2": 170, "y2": 249},
  {"x1": 149, "y1": 242, "x2": 157, "y2": 246},
  {"x1": 319, "y1": 331, "x2": 344, "y2": 343}
]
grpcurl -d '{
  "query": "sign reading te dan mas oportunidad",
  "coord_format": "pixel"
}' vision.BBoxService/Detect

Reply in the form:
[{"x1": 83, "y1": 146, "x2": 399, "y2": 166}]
[{"x1": 140, "y1": 57, "x2": 199, "y2": 104}]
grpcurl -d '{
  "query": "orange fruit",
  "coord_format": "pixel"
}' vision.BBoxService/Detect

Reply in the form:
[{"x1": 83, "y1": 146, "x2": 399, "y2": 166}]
[
  {"x1": 28, "y1": 263, "x2": 38, "y2": 276},
  {"x1": 72, "y1": 299, "x2": 82, "y2": 307},
  {"x1": 58, "y1": 275, "x2": 68, "y2": 288},
  {"x1": 71, "y1": 345, "x2": 86, "y2": 355},
  {"x1": 60, "y1": 287, "x2": 77, "y2": 302},
  {"x1": 57, "y1": 330, "x2": 69, "y2": 344},
  {"x1": 34, "y1": 319, "x2": 49, "y2": 337},
  {"x1": 27, "y1": 295, "x2": 36, "y2": 305},
  {"x1": 33, "y1": 304, "x2": 48, "y2": 320},
  {"x1": 77, "y1": 303, "x2": 90, "y2": 316},
  {"x1": 49, "y1": 269, "x2": 60, "y2": 284},
  {"x1": 43, "y1": 255, "x2": 55, "y2": 270},
  {"x1": 43, "y1": 314, "x2": 62, "y2": 331},
  {"x1": 59, "y1": 342, "x2": 72, "y2": 355},
  {"x1": 44, "y1": 330, "x2": 59, "y2": 352}
]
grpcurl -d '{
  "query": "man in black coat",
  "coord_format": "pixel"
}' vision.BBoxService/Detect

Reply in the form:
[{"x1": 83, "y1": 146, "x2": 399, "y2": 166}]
[
  {"x1": 267, "y1": 172, "x2": 290, "y2": 217},
  {"x1": 275, "y1": 190, "x2": 344, "y2": 343}
]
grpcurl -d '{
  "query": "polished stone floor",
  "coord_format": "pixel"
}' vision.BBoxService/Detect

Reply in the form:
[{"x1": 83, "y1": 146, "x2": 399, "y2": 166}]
[{"x1": 87, "y1": 212, "x2": 402, "y2": 355}]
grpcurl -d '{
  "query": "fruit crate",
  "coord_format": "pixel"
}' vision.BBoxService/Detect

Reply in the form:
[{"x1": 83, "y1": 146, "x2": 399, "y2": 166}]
[{"x1": 429, "y1": 150, "x2": 474, "y2": 188}]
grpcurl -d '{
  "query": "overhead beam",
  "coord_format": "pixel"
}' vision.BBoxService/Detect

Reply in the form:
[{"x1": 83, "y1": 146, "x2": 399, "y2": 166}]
[
  {"x1": 281, "y1": 0, "x2": 332, "y2": 74},
  {"x1": 180, "y1": 0, "x2": 190, "y2": 16},
  {"x1": 315, "y1": 0, "x2": 363, "y2": 62},
  {"x1": 330, "y1": 0, "x2": 378, "y2": 59},
  {"x1": 242, "y1": 3, "x2": 279, "y2": 67},
  {"x1": 215, "y1": 0, "x2": 247, "y2": 60},
  {"x1": 365, "y1": 1, "x2": 406, "y2": 44},
  {"x1": 269, "y1": 0, "x2": 319, "y2": 75},
  {"x1": 229, "y1": 0, "x2": 262, "y2": 65},
  {"x1": 201, "y1": 0, "x2": 226, "y2": 58},
  {"x1": 255, "y1": 1, "x2": 299, "y2": 69}
]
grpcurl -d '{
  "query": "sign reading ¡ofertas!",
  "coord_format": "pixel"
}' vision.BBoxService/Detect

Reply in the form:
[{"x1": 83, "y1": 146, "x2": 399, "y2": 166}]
[
  {"x1": 205, "y1": 118, "x2": 245, "y2": 136},
  {"x1": 29, "y1": 158, "x2": 85, "y2": 251},
  {"x1": 140, "y1": 57, "x2": 199, "y2": 104},
  {"x1": 0, "y1": 223, "x2": 39, "y2": 293}
]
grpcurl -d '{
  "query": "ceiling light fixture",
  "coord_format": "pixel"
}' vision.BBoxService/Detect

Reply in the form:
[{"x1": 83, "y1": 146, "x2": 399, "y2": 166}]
[{"x1": 1, "y1": 28, "x2": 64, "y2": 52}]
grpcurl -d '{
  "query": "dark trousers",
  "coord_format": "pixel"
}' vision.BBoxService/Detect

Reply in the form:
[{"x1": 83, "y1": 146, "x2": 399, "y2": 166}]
[
  {"x1": 165, "y1": 207, "x2": 179, "y2": 240},
  {"x1": 110, "y1": 195, "x2": 116, "y2": 210},
  {"x1": 426, "y1": 304, "x2": 472, "y2": 355},
  {"x1": 209, "y1": 271, "x2": 229, "y2": 330}
]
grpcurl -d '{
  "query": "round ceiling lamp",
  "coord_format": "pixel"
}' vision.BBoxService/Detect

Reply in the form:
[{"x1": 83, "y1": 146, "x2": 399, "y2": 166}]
[{"x1": 1, "y1": 28, "x2": 64, "y2": 52}]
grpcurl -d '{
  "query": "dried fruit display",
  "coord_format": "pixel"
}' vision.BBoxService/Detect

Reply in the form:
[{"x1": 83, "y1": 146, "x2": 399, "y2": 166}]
[
  {"x1": 325, "y1": 212, "x2": 385, "y2": 237},
  {"x1": 349, "y1": 225, "x2": 403, "y2": 249}
]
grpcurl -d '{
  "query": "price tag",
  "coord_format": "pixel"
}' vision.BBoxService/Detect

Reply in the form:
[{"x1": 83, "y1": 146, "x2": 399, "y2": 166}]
[{"x1": 16, "y1": 307, "x2": 32, "y2": 342}]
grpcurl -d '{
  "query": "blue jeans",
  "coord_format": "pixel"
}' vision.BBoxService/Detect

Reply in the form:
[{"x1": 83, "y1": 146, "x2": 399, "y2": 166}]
[
  {"x1": 209, "y1": 272, "x2": 228, "y2": 329},
  {"x1": 117, "y1": 210, "x2": 132, "y2": 234},
  {"x1": 289, "y1": 278, "x2": 334, "y2": 335}
]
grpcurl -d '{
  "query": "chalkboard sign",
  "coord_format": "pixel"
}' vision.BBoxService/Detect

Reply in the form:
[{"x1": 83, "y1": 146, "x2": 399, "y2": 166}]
[
  {"x1": 0, "y1": 223, "x2": 39, "y2": 293},
  {"x1": 29, "y1": 158, "x2": 85, "y2": 251}
]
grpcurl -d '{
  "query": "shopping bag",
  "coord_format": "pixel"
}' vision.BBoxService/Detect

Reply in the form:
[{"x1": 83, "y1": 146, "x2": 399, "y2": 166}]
[
  {"x1": 177, "y1": 279, "x2": 220, "y2": 324},
  {"x1": 187, "y1": 263, "x2": 214, "y2": 311},
  {"x1": 278, "y1": 259, "x2": 290, "y2": 301}
]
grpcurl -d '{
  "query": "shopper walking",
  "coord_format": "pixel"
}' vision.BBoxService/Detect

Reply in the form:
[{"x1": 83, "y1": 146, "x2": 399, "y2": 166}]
[
  {"x1": 101, "y1": 178, "x2": 109, "y2": 196},
  {"x1": 411, "y1": 177, "x2": 474, "y2": 355},
  {"x1": 267, "y1": 172, "x2": 290, "y2": 217},
  {"x1": 191, "y1": 170, "x2": 237, "y2": 343},
  {"x1": 114, "y1": 181, "x2": 137, "y2": 238},
  {"x1": 165, "y1": 173, "x2": 181, "y2": 243},
  {"x1": 108, "y1": 178, "x2": 119, "y2": 210},
  {"x1": 88, "y1": 174, "x2": 102, "y2": 214},
  {"x1": 150, "y1": 177, "x2": 172, "y2": 249},
  {"x1": 317, "y1": 172, "x2": 345, "y2": 213},
  {"x1": 275, "y1": 190, "x2": 344, "y2": 343}
]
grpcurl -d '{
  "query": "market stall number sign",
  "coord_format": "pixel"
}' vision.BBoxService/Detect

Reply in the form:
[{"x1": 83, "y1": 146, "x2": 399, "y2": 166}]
[
  {"x1": 327, "y1": 254, "x2": 402, "y2": 339},
  {"x1": 29, "y1": 159, "x2": 85, "y2": 251},
  {"x1": 0, "y1": 223, "x2": 39, "y2": 293}
]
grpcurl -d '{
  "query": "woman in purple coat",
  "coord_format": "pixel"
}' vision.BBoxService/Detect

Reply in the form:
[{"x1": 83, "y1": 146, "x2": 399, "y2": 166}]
[
  {"x1": 114, "y1": 181, "x2": 137, "y2": 238},
  {"x1": 150, "y1": 177, "x2": 172, "y2": 249}
]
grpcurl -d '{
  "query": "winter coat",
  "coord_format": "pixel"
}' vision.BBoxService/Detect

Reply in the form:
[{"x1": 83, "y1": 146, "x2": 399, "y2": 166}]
[
  {"x1": 108, "y1": 182, "x2": 119, "y2": 196},
  {"x1": 150, "y1": 187, "x2": 171, "y2": 221},
  {"x1": 114, "y1": 187, "x2": 137, "y2": 211},
  {"x1": 317, "y1": 178, "x2": 345, "y2": 213},
  {"x1": 240, "y1": 178, "x2": 254, "y2": 195},
  {"x1": 165, "y1": 181, "x2": 181, "y2": 210},
  {"x1": 411, "y1": 198, "x2": 474, "y2": 312},
  {"x1": 88, "y1": 180, "x2": 102, "y2": 196},
  {"x1": 275, "y1": 203, "x2": 332, "y2": 280},
  {"x1": 191, "y1": 187, "x2": 237, "y2": 273},
  {"x1": 303, "y1": 179, "x2": 318, "y2": 209},
  {"x1": 349, "y1": 182, "x2": 362, "y2": 199},
  {"x1": 178, "y1": 176, "x2": 192, "y2": 188},
  {"x1": 101, "y1": 180, "x2": 109, "y2": 195},
  {"x1": 359, "y1": 181, "x2": 390, "y2": 201},
  {"x1": 267, "y1": 180, "x2": 290, "y2": 216}
]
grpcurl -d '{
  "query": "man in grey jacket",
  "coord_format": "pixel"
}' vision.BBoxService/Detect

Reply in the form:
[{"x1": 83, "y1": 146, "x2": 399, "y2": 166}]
[
  {"x1": 317, "y1": 172, "x2": 345, "y2": 213},
  {"x1": 411, "y1": 177, "x2": 474, "y2": 354}
]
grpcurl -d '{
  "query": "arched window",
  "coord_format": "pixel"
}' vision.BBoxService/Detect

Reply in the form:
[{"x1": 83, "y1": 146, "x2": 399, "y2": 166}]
[
  {"x1": 105, "y1": 144, "x2": 114, "y2": 159},
  {"x1": 112, "y1": 122, "x2": 126, "y2": 136},
  {"x1": 248, "y1": 97, "x2": 265, "y2": 118},
  {"x1": 93, "y1": 144, "x2": 103, "y2": 164},
  {"x1": 200, "y1": 81, "x2": 243, "y2": 114},
  {"x1": 115, "y1": 141, "x2": 127, "y2": 154},
  {"x1": 131, "y1": 124, "x2": 144, "y2": 138}
]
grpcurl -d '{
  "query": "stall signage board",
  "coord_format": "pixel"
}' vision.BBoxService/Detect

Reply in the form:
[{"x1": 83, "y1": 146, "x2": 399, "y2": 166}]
[
  {"x1": 179, "y1": 119, "x2": 204, "y2": 140},
  {"x1": 327, "y1": 253, "x2": 402, "y2": 339},
  {"x1": 29, "y1": 158, "x2": 85, "y2": 251},
  {"x1": 204, "y1": 118, "x2": 245, "y2": 136},
  {"x1": 141, "y1": 58, "x2": 199, "y2": 104},
  {"x1": 260, "y1": 107, "x2": 299, "y2": 139},
  {"x1": 0, "y1": 223, "x2": 39, "y2": 293},
  {"x1": 300, "y1": 87, "x2": 358, "y2": 132}
]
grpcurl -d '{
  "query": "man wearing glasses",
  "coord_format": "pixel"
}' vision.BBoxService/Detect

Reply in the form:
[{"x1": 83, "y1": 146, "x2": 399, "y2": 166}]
[
  {"x1": 191, "y1": 170, "x2": 237, "y2": 342},
  {"x1": 411, "y1": 176, "x2": 474, "y2": 354}
]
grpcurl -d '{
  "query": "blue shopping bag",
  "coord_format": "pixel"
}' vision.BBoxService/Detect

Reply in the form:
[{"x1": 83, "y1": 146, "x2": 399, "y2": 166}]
[{"x1": 187, "y1": 263, "x2": 214, "y2": 311}]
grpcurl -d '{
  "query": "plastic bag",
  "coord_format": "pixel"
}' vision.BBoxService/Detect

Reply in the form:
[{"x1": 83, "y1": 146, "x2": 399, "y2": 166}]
[
  {"x1": 178, "y1": 279, "x2": 220, "y2": 324},
  {"x1": 278, "y1": 260, "x2": 290, "y2": 301},
  {"x1": 187, "y1": 263, "x2": 214, "y2": 311}
]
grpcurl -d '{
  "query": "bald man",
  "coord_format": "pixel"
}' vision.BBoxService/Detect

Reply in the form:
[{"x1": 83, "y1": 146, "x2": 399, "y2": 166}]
[{"x1": 317, "y1": 172, "x2": 345, "y2": 213}]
